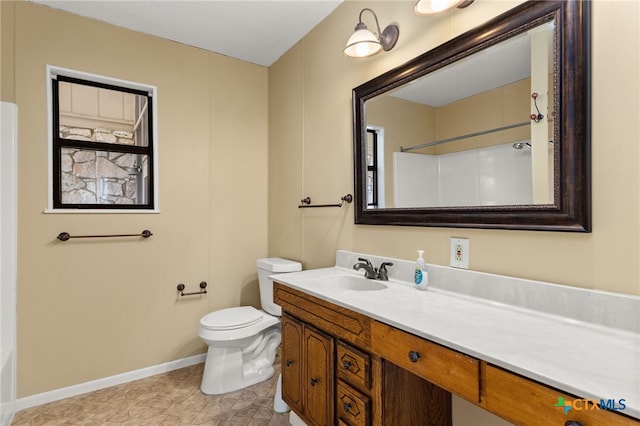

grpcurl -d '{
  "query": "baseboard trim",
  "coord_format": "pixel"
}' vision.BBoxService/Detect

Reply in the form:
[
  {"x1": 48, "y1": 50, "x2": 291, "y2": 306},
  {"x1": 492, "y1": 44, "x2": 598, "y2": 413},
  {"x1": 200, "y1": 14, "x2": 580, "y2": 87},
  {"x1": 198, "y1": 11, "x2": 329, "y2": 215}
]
[{"x1": 15, "y1": 353, "x2": 206, "y2": 412}]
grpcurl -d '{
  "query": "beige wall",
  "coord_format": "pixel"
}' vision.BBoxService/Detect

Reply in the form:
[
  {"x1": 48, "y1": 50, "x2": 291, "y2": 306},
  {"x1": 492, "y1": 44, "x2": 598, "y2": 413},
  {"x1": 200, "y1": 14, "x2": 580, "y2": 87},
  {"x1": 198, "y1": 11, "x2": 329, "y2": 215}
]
[
  {"x1": 269, "y1": 0, "x2": 639, "y2": 294},
  {"x1": 1, "y1": 0, "x2": 16, "y2": 102},
  {"x1": 2, "y1": 1, "x2": 268, "y2": 397}
]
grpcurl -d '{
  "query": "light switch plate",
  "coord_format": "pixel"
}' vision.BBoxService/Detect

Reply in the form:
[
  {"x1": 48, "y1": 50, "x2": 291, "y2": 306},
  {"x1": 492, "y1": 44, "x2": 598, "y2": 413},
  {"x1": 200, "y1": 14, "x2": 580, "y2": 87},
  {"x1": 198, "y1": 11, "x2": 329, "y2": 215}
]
[{"x1": 450, "y1": 238, "x2": 470, "y2": 269}]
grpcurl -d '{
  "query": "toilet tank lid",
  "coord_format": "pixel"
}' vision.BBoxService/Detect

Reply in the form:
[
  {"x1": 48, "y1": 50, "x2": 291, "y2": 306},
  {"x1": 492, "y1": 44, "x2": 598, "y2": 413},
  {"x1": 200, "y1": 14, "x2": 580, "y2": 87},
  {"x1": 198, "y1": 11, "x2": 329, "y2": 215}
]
[{"x1": 256, "y1": 257, "x2": 302, "y2": 272}]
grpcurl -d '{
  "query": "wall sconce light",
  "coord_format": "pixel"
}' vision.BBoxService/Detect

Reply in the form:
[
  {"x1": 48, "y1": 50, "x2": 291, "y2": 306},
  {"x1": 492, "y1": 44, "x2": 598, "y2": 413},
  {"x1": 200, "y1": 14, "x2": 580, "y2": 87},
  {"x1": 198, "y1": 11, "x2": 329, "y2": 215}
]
[
  {"x1": 414, "y1": 0, "x2": 474, "y2": 15},
  {"x1": 344, "y1": 8, "x2": 399, "y2": 58}
]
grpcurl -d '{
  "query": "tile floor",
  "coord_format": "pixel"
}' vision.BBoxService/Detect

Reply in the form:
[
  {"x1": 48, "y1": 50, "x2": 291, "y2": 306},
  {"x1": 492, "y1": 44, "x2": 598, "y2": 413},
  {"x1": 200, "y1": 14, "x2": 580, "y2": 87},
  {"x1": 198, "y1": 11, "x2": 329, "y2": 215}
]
[{"x1": 11, "y1": 360, "x2": 290, "y2": 426}]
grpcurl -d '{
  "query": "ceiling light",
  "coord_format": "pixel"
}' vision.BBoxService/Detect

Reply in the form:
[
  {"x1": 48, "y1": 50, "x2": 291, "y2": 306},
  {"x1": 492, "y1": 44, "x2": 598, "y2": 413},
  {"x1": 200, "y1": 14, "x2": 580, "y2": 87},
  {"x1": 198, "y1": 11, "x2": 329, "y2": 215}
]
[
  {"x1": 344, "y1": 8, "x2": 399, "y2": 58},
  {"x1": 414, "y1": 0, "x2": 474, "y2": 15}
]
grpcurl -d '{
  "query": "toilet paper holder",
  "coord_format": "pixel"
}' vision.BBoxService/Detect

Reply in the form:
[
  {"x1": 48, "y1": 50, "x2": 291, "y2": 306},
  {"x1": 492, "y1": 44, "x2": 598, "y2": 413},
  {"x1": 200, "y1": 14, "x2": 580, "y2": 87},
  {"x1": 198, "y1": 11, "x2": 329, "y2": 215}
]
[{"x1": 177, "y1": 281, "x2": 207, "y2": 296}]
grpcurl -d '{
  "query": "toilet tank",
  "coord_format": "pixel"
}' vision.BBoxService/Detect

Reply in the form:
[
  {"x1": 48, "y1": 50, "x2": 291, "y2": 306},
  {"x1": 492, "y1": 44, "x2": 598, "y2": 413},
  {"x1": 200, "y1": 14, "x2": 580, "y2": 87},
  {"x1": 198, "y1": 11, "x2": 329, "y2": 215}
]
[{"x1": 256, "y1": 258, "x2": 302, "y2": 316}]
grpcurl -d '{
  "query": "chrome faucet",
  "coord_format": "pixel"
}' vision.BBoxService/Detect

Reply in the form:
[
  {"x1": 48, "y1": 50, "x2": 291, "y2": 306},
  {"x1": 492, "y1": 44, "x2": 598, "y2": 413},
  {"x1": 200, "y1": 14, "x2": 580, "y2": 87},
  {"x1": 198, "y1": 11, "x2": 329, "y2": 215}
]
[
  {"x1": 353, "y1": 257, "x2": 378, "y2": 279},
  {"x1": 353, "y1": 258, "x2": 394, "y2": 281}
]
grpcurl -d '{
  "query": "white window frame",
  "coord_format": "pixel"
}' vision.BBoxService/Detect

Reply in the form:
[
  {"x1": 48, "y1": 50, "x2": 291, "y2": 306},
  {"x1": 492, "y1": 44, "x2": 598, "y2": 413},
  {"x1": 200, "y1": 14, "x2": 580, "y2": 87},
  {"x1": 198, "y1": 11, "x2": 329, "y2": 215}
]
[{"x1": 45, "y1": 65, "x2": 159, "y2": 213}]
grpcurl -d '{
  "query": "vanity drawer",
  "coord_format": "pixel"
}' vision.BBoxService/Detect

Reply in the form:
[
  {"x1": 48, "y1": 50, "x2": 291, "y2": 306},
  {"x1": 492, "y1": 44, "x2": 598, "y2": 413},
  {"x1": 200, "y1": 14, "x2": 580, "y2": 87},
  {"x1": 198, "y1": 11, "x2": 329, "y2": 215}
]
[
  {"x1": 337, "y1": 341, "x2": 371, "y2": 391},
  {"x1": 274, "y1": 282, "x2": 372, "y2": 349},
  {"x1": 336, "y1": 380, "x2": 371, "y2": 426},
  {"x1": 371, "y1": 321, "x2": 480, "y2": 403},
  {"x1": 483, "y1": 364, "x2": 639, "y2": 426}
]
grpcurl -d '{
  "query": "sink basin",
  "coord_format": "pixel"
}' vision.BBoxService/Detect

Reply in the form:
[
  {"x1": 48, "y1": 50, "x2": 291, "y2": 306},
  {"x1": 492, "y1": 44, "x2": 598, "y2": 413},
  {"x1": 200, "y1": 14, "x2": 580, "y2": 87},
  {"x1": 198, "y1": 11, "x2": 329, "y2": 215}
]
[{"x1": 318, "y1": 275, "x2": 388, "y2": 292}]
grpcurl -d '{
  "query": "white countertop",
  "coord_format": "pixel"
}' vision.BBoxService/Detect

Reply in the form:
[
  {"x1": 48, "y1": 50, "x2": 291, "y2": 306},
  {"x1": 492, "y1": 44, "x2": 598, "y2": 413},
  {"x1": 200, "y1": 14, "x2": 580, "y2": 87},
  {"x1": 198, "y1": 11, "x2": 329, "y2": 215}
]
[{"x1": 273, "y1": 251, "x2": 640, "y2": 420}]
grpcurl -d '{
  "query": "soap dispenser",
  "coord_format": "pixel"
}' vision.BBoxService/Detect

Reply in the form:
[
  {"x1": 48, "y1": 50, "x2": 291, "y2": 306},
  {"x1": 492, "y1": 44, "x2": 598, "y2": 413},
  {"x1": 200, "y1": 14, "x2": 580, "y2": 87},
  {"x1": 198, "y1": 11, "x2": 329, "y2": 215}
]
[{"x1": 414, "y1": 250, "x2": 429, "y2": 291}]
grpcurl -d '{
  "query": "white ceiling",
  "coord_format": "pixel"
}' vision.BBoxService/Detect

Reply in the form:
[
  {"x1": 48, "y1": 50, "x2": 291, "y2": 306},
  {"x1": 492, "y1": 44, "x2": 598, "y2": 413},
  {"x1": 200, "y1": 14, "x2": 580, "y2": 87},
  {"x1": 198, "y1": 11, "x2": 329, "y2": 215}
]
[
  {"x1": 391, "y1": 21, "x2": 555, "y2": 107},
  {"x1": 30, "y1": 1, "x2": 554, "y2": 106},
  {"x1": 30, "y1": 0, "x2": 343, "y2": 67},
  {"x1": 391, "y1": 32, "x2": 531, "y2": 107}
]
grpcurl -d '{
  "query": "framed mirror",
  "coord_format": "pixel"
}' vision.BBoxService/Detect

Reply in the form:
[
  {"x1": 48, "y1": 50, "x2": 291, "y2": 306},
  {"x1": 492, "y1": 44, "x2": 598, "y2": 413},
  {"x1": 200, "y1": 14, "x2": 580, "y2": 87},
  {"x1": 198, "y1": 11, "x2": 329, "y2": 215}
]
[{"x1": 353, "y1": 1, "x2": 590, "y2": 232}]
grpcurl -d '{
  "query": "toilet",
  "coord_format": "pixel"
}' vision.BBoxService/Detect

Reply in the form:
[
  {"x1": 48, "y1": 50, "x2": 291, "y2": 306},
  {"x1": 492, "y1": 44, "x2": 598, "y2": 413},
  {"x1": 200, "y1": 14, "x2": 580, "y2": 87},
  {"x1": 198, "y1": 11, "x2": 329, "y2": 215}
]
[{"x1": 198, "y1": 257, "x2": 302, "y2": 395}]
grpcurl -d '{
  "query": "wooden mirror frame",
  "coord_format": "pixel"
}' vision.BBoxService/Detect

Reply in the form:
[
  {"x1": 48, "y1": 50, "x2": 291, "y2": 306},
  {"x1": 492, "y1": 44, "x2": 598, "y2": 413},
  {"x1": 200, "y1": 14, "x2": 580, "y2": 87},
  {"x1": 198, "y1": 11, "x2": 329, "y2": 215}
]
[{"x1": 353, "y1": 1, "x2": 590, "y2": 232}]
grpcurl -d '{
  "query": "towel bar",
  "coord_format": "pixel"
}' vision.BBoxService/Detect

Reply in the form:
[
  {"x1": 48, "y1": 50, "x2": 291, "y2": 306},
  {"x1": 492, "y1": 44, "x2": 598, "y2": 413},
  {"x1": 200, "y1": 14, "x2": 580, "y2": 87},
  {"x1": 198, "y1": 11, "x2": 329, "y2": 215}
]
[
  {"x1": 57, "y1": 230, "x2": 152, "y2": 241},
  {"x1": 299, "y1": 194, "x2": 353, "y2": 208}
]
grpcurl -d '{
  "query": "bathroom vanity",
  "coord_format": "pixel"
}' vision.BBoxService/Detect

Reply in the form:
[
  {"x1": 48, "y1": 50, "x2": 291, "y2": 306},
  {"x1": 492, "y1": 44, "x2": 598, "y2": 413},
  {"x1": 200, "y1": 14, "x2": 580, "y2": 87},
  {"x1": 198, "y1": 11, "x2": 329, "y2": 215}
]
[{"x1": 273, "y1": 251, "x2": 640, "y2": 426}]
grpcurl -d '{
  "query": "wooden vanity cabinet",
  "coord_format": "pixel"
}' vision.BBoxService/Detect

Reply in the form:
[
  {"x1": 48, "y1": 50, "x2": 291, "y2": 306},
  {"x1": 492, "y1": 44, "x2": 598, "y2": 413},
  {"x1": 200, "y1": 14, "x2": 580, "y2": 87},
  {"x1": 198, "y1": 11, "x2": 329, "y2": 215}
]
[
  {"x1": 281, "y1": 313, "x2": 334, "y2": 426},
  {"x1": 275, "y1": 282, "x2": 454, "y2": 426},
  {"x1": 275, "y1": 282, "x2": 639, "y2": 425},
  {"x1": 275, "y1": 283, "x2": 376, "y2": 426}
]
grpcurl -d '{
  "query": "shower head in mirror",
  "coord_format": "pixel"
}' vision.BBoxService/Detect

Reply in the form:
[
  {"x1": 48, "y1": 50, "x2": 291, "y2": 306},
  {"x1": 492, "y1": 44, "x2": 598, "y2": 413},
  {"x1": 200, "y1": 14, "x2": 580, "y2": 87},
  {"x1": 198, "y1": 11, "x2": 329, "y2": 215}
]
[
  {"x1": 512, "y1": 142, "x2": 531, "y2": 150},
  {"x1": 512, "y1": 141, "x2": 554, "y2": 150}
]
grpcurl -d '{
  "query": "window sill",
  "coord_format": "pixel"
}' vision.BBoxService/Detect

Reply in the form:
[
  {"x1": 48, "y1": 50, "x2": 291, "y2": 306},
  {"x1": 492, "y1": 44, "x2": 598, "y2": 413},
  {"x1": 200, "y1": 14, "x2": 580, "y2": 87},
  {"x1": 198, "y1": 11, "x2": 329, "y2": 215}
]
[{"x1": 43, "y1": 208, "x2": 161, "y2": 214}]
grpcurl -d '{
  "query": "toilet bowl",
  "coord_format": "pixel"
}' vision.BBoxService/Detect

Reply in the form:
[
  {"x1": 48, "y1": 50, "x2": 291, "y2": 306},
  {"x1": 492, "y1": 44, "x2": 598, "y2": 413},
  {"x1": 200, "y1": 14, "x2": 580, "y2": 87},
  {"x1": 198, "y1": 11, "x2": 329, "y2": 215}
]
[{"x1": 199, "y1": 257, "x2": 301, "y2": 395}]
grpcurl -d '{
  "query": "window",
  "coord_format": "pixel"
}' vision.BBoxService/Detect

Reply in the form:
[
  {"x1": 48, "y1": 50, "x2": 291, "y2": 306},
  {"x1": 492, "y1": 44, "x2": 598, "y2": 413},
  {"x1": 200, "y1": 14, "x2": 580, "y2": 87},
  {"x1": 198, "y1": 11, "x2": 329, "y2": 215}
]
[
  {"x1": 366, "y1": 128, "x2": 378, "y2": 208},
  {"x1": 48, "y1": 66, "x2": 158, "y2": 211}
]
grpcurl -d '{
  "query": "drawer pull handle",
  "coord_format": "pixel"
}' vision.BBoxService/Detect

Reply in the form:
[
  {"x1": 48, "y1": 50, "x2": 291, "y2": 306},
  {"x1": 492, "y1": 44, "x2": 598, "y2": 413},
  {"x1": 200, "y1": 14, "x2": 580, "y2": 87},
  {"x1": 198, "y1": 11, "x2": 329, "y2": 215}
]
[
  {"x1": 310, "y1": 378, "x2": 318, "y2": 387},
  {"x1": 408, "y1": 350, "x2": 421, "y2": 363},
  {"x1": 285, "y1": 359, "x2": 293, "y2": 367},
  {"x1": 565, "y1": 422, "x2": 582, "y2": 426},
  {"x1": 342, "y1": 360, "x2": 353, "y2": 370},
  {"x1": 343, "y1": 402, "x2": 352, "y2": 413}
]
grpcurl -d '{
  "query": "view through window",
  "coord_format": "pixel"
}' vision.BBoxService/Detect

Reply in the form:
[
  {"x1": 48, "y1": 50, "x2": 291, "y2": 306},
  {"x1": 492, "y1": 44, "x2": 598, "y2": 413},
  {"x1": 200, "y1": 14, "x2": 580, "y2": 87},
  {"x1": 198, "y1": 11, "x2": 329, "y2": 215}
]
[{"x1": 50, "y1": 68, "x2": 156, "y2": 210}]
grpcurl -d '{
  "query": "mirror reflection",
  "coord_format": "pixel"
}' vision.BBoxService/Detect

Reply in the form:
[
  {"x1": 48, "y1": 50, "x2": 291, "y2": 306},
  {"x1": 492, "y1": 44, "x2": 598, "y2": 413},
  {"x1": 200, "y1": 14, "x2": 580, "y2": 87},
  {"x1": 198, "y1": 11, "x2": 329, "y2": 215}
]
[{"x1": 364, "y1": 20, "x2": 556, "y2": 209}]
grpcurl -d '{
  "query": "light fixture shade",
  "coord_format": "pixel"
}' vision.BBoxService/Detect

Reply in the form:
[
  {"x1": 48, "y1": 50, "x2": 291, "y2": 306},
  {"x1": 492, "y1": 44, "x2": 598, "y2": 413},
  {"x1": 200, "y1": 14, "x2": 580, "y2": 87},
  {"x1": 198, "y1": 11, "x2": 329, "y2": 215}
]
[
  {"x1": 414, "y1": 0, "x2": 469, "y2": 15},
  {"x1": 344, "y1": 28, "x2": 382, "y2": 58}
]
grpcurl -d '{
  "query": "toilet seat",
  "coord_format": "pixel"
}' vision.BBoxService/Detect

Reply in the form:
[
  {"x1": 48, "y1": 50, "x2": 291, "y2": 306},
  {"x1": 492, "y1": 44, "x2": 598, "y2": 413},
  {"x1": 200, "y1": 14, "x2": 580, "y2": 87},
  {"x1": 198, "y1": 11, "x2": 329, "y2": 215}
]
[
  {"x1": 199, "y1": 308, "x2": 280, "y2": 343},
  {"x1": 200, "y1": 306, "x2": 263, "y2": 331}
]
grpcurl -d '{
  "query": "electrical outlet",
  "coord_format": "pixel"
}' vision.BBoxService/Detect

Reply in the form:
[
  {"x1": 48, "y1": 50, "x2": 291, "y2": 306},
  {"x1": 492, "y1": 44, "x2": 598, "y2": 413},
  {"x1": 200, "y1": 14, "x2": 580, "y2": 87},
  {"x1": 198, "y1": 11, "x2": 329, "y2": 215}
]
[{"x1": 450, "y1": 238, "x2": 469, "y2": 269}]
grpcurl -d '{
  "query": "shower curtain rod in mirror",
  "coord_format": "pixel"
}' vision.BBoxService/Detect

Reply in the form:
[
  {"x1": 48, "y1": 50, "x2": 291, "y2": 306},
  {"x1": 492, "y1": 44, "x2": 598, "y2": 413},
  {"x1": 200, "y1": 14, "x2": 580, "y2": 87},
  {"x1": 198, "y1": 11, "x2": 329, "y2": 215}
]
[{"x1": 400, "y1": 121, "x2": 532, "y2": 152}]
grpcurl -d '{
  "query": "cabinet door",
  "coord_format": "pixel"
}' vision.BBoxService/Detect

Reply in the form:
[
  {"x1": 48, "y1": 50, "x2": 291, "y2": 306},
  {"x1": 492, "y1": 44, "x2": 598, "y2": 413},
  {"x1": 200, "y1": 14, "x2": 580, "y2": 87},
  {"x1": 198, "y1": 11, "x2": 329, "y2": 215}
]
[
  {"x1": 282, "y1": 314, "x2": 303, "y2": 414},
  {"x1": 304, "y1": 326, "x2": 335, "y2": 426}
]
